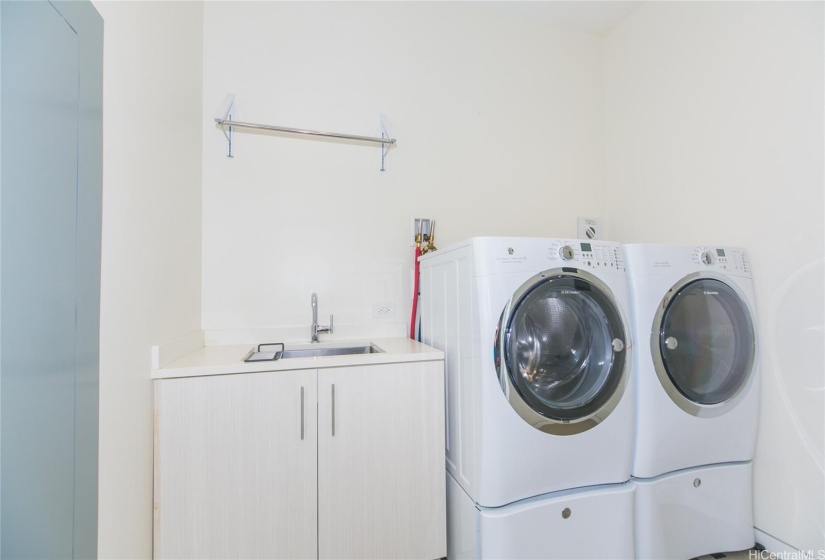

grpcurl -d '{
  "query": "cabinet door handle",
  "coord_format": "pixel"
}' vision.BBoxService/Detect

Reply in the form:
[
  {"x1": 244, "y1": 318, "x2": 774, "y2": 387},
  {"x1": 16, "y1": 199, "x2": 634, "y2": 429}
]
[
  {"x1": 300, "y1": 386, "x2": 305, "y2": 440},
  {"x1": 331, "y1": 383, "x2": 336, "y2": 437}
]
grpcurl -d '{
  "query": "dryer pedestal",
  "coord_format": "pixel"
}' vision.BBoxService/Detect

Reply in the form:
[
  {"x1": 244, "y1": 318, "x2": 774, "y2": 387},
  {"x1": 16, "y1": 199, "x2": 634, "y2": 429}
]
[
  {"x1": 633, "y1": 462, "x2": 755, "y2": 560},
  {"x1": 448, "y1": 473, "x2": 635, "y2": 560}
]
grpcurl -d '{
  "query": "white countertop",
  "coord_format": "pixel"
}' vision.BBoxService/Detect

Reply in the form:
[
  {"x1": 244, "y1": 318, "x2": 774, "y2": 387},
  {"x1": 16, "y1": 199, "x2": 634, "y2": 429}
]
[{"x1": 152, "y1": 337, "x2": 444, "y2": 380}]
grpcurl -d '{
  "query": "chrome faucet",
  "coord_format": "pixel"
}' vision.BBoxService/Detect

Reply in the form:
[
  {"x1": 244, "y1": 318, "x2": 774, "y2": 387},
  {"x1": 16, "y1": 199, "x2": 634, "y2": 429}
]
[{"x1": 311, "y1": 292, "x2": 333, "y2": 343}]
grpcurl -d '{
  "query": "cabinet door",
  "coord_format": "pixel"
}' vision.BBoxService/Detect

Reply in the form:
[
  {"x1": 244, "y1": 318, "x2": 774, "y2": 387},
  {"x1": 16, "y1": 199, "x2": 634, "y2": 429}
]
[
  {"x1": 154, "y1": 370, "x2": 318, "y2": 560},
  {"x1": 317, "y1": 362, "x2": 446, "y2": 560}
]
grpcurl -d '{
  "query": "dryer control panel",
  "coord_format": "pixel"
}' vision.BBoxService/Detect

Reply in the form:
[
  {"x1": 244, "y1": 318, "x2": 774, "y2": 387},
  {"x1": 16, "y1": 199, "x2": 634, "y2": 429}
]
[
  {"x1": 692, "y1": 246, "x2": 750, "y2": 275},
  {"x1": 546, "y1": 240, "x2": 626, "y2": 272}
]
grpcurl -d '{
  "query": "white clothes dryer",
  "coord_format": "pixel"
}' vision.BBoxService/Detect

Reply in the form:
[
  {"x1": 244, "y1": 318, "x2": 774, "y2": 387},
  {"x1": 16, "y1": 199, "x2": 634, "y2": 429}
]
[
  {"x1": 624, "y1": 244, "x2": 760, "y2": 478},
  {"x1": 624, "y1": 244, "x2": 759, "y2": 559},
  {"x1": 420, "y1": 238, "x2": 636, "y2": 559}
]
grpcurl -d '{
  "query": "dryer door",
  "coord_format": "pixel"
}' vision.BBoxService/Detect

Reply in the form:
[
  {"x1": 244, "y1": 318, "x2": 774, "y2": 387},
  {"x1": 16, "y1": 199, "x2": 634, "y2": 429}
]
[
  {"x1": 652, "y1": 273, "x2": 756, "y2": 417},
  {"x1": 495, "y1": 269, "x2": 629, "y2": 435}
]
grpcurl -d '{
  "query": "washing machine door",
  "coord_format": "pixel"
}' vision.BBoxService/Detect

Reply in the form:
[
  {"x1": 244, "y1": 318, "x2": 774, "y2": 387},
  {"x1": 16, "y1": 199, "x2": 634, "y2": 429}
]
[
  {"x1": 652, "y1": 272, "x2": 756, "y2": 417},
  {"x1": 495, "y1": 268, "x2": 629, "y2": 435}
]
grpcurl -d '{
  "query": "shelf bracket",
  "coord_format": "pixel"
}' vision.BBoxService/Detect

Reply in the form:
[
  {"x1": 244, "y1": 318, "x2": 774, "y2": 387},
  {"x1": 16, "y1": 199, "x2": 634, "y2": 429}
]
[
  {"x1": 379, "y1": 119, "x2": 392, "y2": 172},
  {"x1": 217, "y1": 94, "x2": 238, "y2": 158}
]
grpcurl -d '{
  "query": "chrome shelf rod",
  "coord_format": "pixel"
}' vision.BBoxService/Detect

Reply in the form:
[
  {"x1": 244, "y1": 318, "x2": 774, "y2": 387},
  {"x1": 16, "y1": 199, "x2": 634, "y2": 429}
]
[{"x1": 214, "y1": 117, "x2": 396, "y2": 146}]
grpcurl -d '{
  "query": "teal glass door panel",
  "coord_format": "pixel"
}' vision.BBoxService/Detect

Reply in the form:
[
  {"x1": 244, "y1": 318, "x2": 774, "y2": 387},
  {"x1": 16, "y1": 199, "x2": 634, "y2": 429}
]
[
  {"x1": 1, "y1": 1, "x2": 82, "y2": 557},
  {"x1": 52, "y1": 0, "x2": 104, "y2": 555}
]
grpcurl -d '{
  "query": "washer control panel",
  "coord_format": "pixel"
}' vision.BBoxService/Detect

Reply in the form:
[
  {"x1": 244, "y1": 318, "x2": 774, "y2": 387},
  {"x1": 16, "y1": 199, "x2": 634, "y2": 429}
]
[
  {"x1": 692, "y1": 246, "x2": 750, "y2": 274},
  {"x1": 547, "y1": 240, "x2": 625, "y2": 272}
]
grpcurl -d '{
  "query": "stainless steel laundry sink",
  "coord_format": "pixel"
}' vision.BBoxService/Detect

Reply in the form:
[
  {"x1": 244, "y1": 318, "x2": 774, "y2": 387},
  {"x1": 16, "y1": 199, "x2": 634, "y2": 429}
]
[{"x1": 280, "y1": 343, "x2": 383, "y2": 359}]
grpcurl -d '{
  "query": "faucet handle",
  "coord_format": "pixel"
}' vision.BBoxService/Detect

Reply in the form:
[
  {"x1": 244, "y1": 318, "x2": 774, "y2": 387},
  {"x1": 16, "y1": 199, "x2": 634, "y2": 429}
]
[{"x1": 314, "y1": 314, "x2": 334, "y2": 337}]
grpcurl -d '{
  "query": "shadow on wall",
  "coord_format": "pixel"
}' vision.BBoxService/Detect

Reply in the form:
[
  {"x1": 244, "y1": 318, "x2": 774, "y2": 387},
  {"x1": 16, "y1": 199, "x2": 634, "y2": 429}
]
[{"x1": 769, "y1": 258, "x2": 825, "y2": 473}]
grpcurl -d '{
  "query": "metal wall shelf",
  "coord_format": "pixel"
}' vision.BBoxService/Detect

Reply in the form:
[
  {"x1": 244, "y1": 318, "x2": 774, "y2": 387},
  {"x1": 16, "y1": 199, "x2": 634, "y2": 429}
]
[{"x1": 215, "y1": 95, "x2": 396, "y2": 171}]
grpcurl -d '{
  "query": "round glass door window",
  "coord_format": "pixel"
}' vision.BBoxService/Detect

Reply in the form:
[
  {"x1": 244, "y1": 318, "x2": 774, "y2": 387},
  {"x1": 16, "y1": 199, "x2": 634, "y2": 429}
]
[
  {"x1": 657, "y1": 278, "x2": 755, "y2": 405},
  {"x1": 498, "y1": 272, "x2": 628, "y2": 425}
]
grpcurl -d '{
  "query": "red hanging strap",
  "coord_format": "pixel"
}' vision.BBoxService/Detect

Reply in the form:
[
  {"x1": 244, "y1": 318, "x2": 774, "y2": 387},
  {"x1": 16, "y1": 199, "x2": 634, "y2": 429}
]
[{"x1": 410, "y1": 245, "x2": 421, "y2": 339}]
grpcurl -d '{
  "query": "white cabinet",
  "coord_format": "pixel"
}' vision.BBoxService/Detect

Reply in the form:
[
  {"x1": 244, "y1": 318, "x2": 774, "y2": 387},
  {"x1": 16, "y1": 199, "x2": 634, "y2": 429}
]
[
  {"x1": 154, "y1": 361, "x2": 445, "y2": 560},
  {"x1": 317, "y1": 363, "x2": 446, "y2": 560},
  {"x1": 154, "y1": 369, "x2": 318, "y2": 559}
]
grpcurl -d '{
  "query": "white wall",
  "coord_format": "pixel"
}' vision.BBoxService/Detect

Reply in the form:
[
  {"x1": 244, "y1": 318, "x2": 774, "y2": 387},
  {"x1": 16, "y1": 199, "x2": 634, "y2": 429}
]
[
  {"x1": 94, "y1": 1, "x2": 203, "y2": 557},
  {"x1": 604, "y1": 1, "x2": 824, "y2": 551},
  {"x1": 91, "y1": 0, "x2": 823, "y2": 553},
  {"x1": 201, "y1": 2, "x2": 605, "y2": 341}
]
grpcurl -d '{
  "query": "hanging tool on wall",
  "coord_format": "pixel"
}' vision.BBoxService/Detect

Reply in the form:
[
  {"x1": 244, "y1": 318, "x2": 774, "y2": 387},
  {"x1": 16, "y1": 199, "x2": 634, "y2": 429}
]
[{"x1": 410, "y1": 222, "x2": 422, "y2": 340}]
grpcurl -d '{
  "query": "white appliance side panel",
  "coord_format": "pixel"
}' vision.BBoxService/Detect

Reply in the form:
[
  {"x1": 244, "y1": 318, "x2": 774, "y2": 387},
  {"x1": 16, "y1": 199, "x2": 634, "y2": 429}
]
[
  {"x1": 634, "y1": 462, "x2": 755, "y2": 560},
  {"x1": 420, "y1": 244, "x2": 477, "y2": 495},
  {"x1": 478, "y1": 484, "x2": 635, "y2": 560},
  {"x1": 628, "y1": 272, "x2": 760, "y2": 477},
  {"x1": 447, "y1": 472, "x2": 480, "y2": 560}
]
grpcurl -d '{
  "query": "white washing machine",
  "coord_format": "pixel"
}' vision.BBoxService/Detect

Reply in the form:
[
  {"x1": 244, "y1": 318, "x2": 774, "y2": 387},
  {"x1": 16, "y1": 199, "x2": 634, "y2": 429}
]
[
  {"x1": 420, "y1": 237, "x2": 636, "y2": 559},
  {"x1": 624, "y1": 244, "x2": 759, "y2": 559}
]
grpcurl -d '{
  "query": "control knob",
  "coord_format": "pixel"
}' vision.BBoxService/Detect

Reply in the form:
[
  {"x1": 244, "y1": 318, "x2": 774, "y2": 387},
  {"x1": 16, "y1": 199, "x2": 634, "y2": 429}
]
[
  {"x1": 559, "y1": 245, "x2": 575, "y2": 261},
  {"x1": 700, "y1": 250, "x2": 715, "y2": 265}
]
